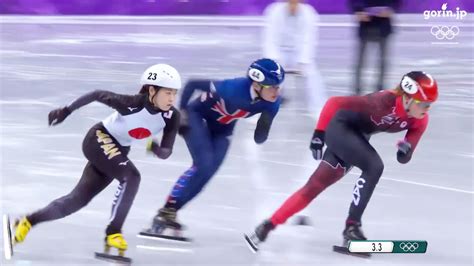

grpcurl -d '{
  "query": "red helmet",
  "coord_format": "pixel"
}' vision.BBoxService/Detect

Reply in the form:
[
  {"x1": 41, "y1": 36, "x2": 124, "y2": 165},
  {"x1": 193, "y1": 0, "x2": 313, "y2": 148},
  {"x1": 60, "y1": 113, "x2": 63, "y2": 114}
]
[{"x1": 400, "y1": 71, "x2": 438, "y2": 102}]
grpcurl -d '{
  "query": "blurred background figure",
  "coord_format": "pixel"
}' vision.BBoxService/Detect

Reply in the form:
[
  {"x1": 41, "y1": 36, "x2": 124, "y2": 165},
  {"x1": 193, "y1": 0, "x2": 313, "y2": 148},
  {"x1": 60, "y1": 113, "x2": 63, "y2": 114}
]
[
  {"x1": 350, "y1": 0, "x2": 400, "y2": 95},
  {"x1": 262, "y1": 0, "x2": 327, "y2": 117}
]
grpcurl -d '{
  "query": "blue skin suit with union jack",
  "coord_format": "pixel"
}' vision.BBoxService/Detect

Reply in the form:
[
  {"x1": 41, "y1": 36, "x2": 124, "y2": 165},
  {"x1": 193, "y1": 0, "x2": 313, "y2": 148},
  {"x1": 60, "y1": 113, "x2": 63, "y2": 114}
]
[{"x1": 163, "y1": 77, "x2": 281, "y2": 211}]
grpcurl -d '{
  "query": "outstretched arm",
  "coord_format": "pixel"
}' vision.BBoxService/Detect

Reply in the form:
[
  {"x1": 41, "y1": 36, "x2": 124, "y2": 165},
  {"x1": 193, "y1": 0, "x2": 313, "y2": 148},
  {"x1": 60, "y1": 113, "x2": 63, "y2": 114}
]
[
  {"x1": 254, "y1": 102, "x2": 280, "y2": 144},
  {"x1": 156, "y1": 109, "x2": 181, "y2": 159},
  {"x1": 254, "y1": 111, "x2": 274, "y2": 144},
  {"x1": 48, "y1": 90, "x2": 136, "y2": 126}
]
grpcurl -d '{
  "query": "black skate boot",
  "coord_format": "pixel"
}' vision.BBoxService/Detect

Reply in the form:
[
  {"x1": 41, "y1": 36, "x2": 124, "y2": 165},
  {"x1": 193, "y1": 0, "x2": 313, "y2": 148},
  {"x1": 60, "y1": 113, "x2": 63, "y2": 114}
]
[
  {"x1": 153, "y1": 207, "x2": 182, "y2": 231},
  {"x1": 333, "y1": 222, "x2": 371, "y2": 258},
  {"x1": 244, "y1": 220, "x2": 275, "y2": 253},
  {"x1": 342, "y1": 222, "x2": 367, "y2": 246},
  {"x1": 138, "y1": 207, "x2": 190, "y2": 242}
]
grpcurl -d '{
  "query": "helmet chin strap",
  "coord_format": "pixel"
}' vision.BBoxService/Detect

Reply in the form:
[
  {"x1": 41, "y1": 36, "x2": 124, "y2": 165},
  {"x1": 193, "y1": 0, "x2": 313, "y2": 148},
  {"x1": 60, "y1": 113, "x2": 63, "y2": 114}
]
[
  {"x1": 255, "y1": 87, "x2": 263, "y2": 99},
  {"x1": 251, "y1": 84, "x2": 263, "y2": 103}
]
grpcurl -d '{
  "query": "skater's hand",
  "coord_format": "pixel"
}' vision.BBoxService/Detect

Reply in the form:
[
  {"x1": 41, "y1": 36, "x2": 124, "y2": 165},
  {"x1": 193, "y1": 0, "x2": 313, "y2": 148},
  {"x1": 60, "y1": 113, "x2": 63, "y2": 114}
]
[
  {"x1": 48, "y1": 106, "x2": 71, "y2": 126},
  {"x1": 146, "y1": 138, "x2": 159, "y2": 153},
  {"x1": 178, "y1": 109, "x2": 190, "y2": 136},
  {"x1": 310, "y1": 130, "x2": 325, "y2": 160},
  {"x1": 396, "y1": 139, "x2": 412, "y2": 164},
  {"x1": 397, "y1": 139, "x2": 411, "y2": 155},
  {"x1": 146, "y1": 138, "x2": 172, "y2": 159}
]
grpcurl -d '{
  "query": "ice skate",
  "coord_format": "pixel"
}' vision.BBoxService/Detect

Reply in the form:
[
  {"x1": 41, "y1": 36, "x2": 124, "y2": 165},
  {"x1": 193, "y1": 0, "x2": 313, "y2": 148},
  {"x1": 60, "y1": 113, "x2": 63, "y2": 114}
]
[
  {"x1": 95, "y1": 233, "x2": 132, "y2": 264},
  {"x1": 244, "y1": 219, "x2": 275, "y2": 253},
  {"x1": 333, "y1": 222, "x2": 371, "y2": 258},
  {"x1": 138, "y1": 207, "x2": 190, "y2": 242}
]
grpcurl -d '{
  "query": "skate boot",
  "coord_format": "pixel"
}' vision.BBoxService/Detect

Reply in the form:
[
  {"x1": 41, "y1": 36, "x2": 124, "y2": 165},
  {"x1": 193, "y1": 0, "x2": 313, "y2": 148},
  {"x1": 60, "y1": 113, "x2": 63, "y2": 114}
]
[
  {"x1": 138, "y1": 207, "x2": 190, "y2": 242},
  {"x1": 14, "y1": 217, "x2": 32, "y2": 243},
  {"x1": 244, "y1": 219, "x2": 275, "y2": 253},
  {"x1": 333, "y1": 221, "x2": 370, "y2": 258},
  {"x1": 106, "y1": 233, "x2": 128, "y2": 254},
  {"x1": 95, "y1": 233, "x2": 131, "y2": 263},
  {"x1": 152, "y1": 207, "x2": 182, "y2": 232},
  {"x1": 342, "y1": 222, "x2": 367, "y2": 247}
]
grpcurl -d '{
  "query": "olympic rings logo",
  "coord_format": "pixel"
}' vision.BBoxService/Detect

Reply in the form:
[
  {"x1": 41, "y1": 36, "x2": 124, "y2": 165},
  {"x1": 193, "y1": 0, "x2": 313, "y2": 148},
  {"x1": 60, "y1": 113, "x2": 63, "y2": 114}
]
[
  {"x1": 430, "y1": 26, "x2": 460, "y2": 40},
  {"x1": 399, "y1": 242, "x2": 419, "y2": 252}
]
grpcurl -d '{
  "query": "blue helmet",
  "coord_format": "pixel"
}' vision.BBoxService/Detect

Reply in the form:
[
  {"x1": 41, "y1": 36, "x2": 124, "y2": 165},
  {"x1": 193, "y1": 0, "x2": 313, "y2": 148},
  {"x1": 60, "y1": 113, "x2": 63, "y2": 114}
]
[{"x1": 248, "y1": 58, "x2": 285, "y2": 86}]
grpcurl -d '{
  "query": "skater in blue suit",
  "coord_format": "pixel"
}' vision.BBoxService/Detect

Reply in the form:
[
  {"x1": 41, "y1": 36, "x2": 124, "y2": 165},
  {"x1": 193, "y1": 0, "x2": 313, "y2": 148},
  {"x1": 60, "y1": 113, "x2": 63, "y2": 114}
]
[{"x1": 140, "y1": 58, "x2": 285, "y2": 239}]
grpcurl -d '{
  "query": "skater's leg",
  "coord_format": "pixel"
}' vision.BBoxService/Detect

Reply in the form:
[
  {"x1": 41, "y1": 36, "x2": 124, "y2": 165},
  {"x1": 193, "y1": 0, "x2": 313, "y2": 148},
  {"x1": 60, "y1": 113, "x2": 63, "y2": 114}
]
[
  {"x1": 184, "y1": 132, "x2": 231, "y2": 202},
  {"x1": 81, "y1": 125, "x2": 140, "y2": 246},
  {"x1": 325, "y1": 111, "x2": 384, "y2": 225},
  {"x1": 163, "y1": 111, "x2": 214, "y2": 211},
  {"x1": 164, "y1": 112, "x2": 234, "y2": 211},
  {"x1": 245, "y1": 150, "x2": 351, "y2": 251},
  {"x1": 164, "y1": 166, "x2": 197, "y2": 209},
  {"x1": 346, "y1": 147, "x2": 383, "y2": 225},
  {"x1": 270, "y1": 150, "x2": 350, "y2": 226},
  {"x1": 17, "y1": 162, "x2": 111, "y2": 243},
  {"x1": 146, "y1": 134, "x2": 230, "y2": 238},
  {"x1": 26, "y1": 162, "x2": 113, "y2": 227},
  {"x1": 15, "y1": 124, "x2": 123, "y2": 244},
  {"x1": 104, "y1": 162, "x2": 141, "y2": 236}
]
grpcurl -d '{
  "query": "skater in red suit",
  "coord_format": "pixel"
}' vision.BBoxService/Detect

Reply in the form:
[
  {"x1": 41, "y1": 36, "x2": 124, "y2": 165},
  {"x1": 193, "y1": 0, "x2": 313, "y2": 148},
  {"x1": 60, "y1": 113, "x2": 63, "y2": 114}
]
[{"x1": 245, "y1": 71, "x2": 438, "y2": 253}]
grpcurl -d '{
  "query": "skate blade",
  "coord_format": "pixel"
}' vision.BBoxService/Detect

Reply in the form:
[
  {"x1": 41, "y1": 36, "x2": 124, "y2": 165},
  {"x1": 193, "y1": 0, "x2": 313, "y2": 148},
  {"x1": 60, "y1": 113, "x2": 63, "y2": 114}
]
[
  {"x1": 3, "y1": 214, "x2": 14, "y2": 260},
  {"x1": 95, "y1": 252, "x2": 132, "y2": 264},
  {"x1": 244, "y1": 234, "x2": 258, "y2": 253},
  {"x1": 137, "y1": 229, "x2": 191, "y2": 243},
  {"x1": 333, "y1": 245, "x2": 371, "y2": 258}
]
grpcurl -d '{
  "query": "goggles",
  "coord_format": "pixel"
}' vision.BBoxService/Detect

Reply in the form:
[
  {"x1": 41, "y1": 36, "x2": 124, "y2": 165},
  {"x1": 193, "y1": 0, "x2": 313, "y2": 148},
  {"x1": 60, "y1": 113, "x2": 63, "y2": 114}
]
[
  {"x1": 413, "y1": 99, "x2": 432, "y2": 108},
  {"x1": 259, "y1": 84, "x2": 281, "y2": 90}
]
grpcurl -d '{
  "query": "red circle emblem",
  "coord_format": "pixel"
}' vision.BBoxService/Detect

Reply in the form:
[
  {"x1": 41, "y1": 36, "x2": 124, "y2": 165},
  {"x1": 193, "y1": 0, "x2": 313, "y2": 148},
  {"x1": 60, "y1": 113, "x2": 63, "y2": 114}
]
[{"x1": 128, "y1": 128, "x2": 151, "y2": 139}]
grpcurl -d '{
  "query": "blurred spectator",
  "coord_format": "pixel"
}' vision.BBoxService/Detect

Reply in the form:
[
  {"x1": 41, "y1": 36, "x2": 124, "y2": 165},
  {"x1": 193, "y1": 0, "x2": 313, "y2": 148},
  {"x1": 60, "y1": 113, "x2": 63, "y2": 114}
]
[
  {"x1": 262, "y1": 0, "x2": 327, "y2": 116},
  {"x1": 350, "y1": 0, "x2": 400, "y2": 95}
]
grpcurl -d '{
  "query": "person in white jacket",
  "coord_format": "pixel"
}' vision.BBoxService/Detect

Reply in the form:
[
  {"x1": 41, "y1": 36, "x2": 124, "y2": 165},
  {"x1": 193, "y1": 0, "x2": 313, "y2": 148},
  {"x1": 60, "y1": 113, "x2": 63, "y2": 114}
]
[{"x1": 262, "y1": 0, "x2": 326, "y2": 117}]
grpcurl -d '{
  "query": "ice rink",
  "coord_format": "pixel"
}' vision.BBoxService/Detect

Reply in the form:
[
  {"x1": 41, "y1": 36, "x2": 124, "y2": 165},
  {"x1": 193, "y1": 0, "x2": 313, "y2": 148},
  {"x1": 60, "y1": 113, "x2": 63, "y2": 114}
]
[{"x1": 1, "y1": 15, "x2": 473, "y2": 265}]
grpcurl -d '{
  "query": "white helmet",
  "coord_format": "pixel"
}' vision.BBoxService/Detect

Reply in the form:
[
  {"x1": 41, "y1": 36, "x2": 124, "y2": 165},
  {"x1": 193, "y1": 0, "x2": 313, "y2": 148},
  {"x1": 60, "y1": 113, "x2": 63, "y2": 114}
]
[{"x1": 140, "y1": 64, "x2": 182, "y2": 90}]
